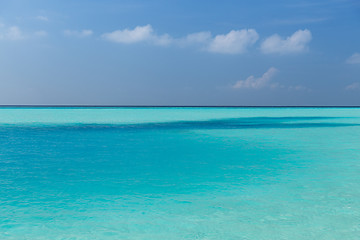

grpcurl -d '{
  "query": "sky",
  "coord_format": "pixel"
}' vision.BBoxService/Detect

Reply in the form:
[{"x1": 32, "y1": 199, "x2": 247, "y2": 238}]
[{"x1": 0, "y1": 0, "x2": 359, "y2": 106}]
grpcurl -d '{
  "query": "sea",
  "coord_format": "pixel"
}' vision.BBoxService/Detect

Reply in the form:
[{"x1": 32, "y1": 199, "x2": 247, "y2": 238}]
[{"x1": 1, "y1": 107, "x2": 360, "y2": 239}]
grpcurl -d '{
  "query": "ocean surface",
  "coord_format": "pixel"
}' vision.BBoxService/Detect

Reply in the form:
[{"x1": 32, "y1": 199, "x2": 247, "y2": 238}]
[{"x1": 1, "y1": 107, "x2": 360, "y2": 239}]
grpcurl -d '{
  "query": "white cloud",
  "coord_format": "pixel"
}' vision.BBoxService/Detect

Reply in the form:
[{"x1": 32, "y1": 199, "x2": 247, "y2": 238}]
[
  {"x1": 36, "y1": 16, "x2": 48, "y2": 21},
  {"x1": 261, "y1": 29, "x2": 312, "y2": 54},
  {"x1": 64, "y1": 29, "x2": 93, "y2": 37},
  {"x1": 0, "y1": 26, "x2": 24, "y2": 40},
  {"x1": 346, "y1": 53, "x2": 360, "y2": 64},
  {"x1": 152, "y1": 33, "x2": 172, "y2": 46},
  {"x1": 233, "y1": 67, "x2": 278, "y2": 89},
  {"x1": 207, "y1": 29, "x2": 259, "y2": 54},
  {"x1": 345, "y1": 82, "x2": 360, "y2": 90},
  {"x1": 102, "y1": 24, "x2": 172, "y2": 46},
  {"x1": 102, "y1": 25, "x2": 152, "y2": 43}
]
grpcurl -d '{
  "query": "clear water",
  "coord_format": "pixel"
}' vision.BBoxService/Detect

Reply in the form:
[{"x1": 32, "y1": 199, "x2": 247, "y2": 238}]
[{"x1": 1, "y1": 107, "x2": 360, "y2": 239}]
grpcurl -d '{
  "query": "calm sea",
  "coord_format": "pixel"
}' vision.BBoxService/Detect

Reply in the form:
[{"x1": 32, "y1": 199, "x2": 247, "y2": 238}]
[{"x1": 1, "y1": 107, "x2": 360, "y2": 239}]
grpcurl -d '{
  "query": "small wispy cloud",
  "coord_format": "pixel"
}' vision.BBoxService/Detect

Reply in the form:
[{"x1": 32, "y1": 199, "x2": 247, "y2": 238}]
[
  {"x1": 261, "y1": 29, "x2": 312, "y2": 54},
  {"x1": 345, "y1": 82, "x2": 360, "y2": 90},
  {"x1": 102, "y1": 25, "x2": 172, "y2": 46},
  {"x1": 287, "y1": 85, "x2": 311, "y2": 91},
  {"x1": 34, "y1": 30, "x2": 47, "y2": 37},
  {"x1": 233, "y1": 67, "x2": 279, "y2": 89},
  {"x1": 232, "y1": 68, "x2": 310, "y2": 91},
  {"x1": 0, "y1": 25, "x2": 25, "y2": 40},
  {"x1": 346, "y1": 53, "x2": 360, "y2": 64},
  {"x1": 102, "y1": 25, "x2": 314, "y2": 56},
  {"x1": 6, "y1": 26, "x2": 23, "y2": 40},
  {"x1": 182, "y1": 31, "x2": 212, "y2": 45},
  {"x1": 0, "y1": 23, "x2": 48, "y2": 40},
  {"x1": 64, "y1": 29, "x2": 93, "y2": 37},
  {"x1": 36, "y1": 16, "x2": 48, "y2": 21}
]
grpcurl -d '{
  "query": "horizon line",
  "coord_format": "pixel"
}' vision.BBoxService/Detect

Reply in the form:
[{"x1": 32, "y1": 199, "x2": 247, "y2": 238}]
[{"x1": 1, "y1": 105, "x2": 360, "y2": 108}]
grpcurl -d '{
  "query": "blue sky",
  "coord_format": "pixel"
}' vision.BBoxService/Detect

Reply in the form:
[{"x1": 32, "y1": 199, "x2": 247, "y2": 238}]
[{"x1": 0, "y1": 0, "x2": 359, "y2": 105}]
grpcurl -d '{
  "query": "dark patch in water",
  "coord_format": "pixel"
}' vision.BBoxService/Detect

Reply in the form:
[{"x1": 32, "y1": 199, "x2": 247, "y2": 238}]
[{"x1": 0, "y1": 116, "x2": 358, "y2": 131}]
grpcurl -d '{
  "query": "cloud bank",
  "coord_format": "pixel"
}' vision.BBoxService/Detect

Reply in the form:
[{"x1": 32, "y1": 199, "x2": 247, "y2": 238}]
[
  {"x1": 1, "y1": 21, "x2": 313, "y2": 57},
  {"x1": 103, "y1": 25, "x2": 313, "y2": 55},
  {"x1": 261, "y1": 29, "x2": 312, "y2": 54},
  {"x1": 102, "y1": 25, "x2": 259, "y2": 54}
]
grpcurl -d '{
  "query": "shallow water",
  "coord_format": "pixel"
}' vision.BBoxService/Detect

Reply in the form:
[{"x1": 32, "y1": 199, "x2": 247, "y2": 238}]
[{"x1": 1, "y1": 107, "x2": 360, "y2": 239}]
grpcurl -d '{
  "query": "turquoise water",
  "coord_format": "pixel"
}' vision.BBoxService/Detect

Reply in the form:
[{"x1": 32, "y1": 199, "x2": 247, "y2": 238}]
[{"x1": 1, "y1": 107, "x2": 360, "y2": 239}]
